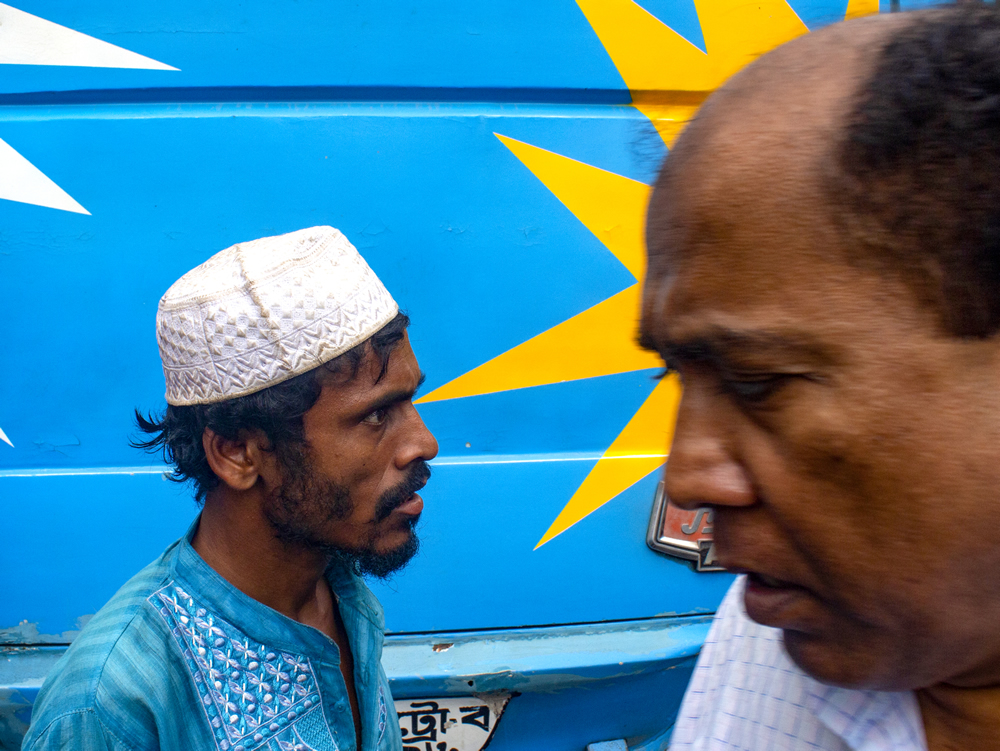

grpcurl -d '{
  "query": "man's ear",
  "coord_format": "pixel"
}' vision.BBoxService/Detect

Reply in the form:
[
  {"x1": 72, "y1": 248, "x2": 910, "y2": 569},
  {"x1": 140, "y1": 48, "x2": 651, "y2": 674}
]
[{"x1": 202, "y1": 427, "x2": 275, "y2": 492}]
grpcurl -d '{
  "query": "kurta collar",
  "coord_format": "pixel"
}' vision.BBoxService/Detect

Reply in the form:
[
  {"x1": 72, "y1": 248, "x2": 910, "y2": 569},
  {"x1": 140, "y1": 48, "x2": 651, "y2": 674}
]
[{"x1": 170, "y1": 517, "x2": 385, "y2": 660}]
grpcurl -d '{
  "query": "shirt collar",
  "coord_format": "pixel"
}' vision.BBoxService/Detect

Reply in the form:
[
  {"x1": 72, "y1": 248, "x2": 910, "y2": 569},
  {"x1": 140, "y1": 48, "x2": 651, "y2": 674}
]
[
  {"x1": 808, "y1": 682, "x2": 927, "y2": 751},
  {"x1": 169, "y1": 517, "x2": 386, "y2": 657}
]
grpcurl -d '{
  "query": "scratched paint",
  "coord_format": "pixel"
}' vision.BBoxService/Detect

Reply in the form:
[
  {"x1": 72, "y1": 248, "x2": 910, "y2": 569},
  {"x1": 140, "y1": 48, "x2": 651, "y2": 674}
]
[
  {"x1": 0, "y1": 615, "x2": 92, "y2": 646},
  {"x1": 384, "y1": 616, "x2": 710, "y2": 696}
]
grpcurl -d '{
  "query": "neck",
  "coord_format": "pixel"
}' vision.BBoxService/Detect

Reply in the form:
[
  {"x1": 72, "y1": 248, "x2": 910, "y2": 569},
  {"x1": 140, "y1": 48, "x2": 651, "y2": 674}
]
[
  {"x1": 919, "y1": 684, "x2": 1000, "y2": 751},
  {"x1": 192, "y1": 486, "x2": 331, "y2": 623}
]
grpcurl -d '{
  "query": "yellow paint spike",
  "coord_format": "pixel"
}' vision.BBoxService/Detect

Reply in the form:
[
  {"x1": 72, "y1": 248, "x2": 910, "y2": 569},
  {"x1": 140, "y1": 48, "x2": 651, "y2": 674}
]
[
  {"x1": 419, "y1": 134, "x2": 656, "y2": 404},
  {"x1": 695, "y1": 0, "x2": 808, "y2": 82},
  {"x1": 495, "y1": 133, "x2": 650, "y2": 281},
  {"x1": 535, "y1": 374, "x2": 682, "y2": 548},
  {"x1": 845, "y1": 0, "x2": 879, "y2": 20},
  {"x1": 575, "y1": 0, "x2": 808, "y2": 94},
  {"x1": 574, "y1": 0, "x2": 711, "y2": 92},
  {"x1": 631, "y1": 100, "x2": 704, "y2": 149},
  {"x1": 417, "y1": 286, "x2": 661, "y2": 403}
]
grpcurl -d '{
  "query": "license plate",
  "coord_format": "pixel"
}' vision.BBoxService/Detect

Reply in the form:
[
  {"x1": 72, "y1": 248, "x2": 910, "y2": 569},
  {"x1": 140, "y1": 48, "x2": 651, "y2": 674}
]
[{"x1": 394, "y1": 693, "x2": 510, "y2": 751}]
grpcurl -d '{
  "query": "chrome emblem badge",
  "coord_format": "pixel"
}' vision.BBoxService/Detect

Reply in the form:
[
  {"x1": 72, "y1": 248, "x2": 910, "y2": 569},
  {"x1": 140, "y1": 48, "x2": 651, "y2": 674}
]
[{"x1": 646, "y1": 481, "x2": 725, "y2": 572}]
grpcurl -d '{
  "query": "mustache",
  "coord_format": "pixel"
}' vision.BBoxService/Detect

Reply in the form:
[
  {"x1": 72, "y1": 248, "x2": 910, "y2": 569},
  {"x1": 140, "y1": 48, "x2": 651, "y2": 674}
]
[{"x1": 373, "y1": 461, "x2": 431, "y2": 523}]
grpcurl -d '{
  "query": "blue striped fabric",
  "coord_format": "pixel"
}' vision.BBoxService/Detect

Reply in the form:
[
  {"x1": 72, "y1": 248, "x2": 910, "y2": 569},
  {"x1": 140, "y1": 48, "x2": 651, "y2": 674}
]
[
  {"x1": 22, "y1": 521, "x2": 402, "y2": 751},
  {"x1": 670, "y1": 577, "x2": 927, "y2": 751}
]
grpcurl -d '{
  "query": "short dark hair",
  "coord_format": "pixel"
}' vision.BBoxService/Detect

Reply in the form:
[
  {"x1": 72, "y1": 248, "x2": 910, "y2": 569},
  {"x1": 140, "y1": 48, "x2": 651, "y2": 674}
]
[
  {"x1": 831, "y1": 3, "x2": 1000, "y2": 337},
  {"x1": 133, "y1": 311, "x2": 410, "y2": 502}
]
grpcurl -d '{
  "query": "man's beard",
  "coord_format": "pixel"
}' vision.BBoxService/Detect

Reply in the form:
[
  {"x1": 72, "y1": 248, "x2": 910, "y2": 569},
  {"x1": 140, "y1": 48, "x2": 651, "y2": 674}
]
[{"x1": 263, "y1": 445, "x2": 431, "y2": 579}]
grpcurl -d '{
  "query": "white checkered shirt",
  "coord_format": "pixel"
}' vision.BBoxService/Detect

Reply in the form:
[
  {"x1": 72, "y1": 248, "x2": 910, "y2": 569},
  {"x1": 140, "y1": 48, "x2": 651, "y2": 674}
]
[{"x1": 670, "y1": 577, "x2": 927, "y2": 751}]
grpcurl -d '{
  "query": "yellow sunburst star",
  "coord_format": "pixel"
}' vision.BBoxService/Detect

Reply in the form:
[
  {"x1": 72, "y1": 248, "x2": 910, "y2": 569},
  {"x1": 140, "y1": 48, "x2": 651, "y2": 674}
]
[
  {"x1": 576, "y1": 0, "x2": 877, "y2": 147},
  {"x1": 419, "y1": 0, "x2": 879, "y2": 548}
]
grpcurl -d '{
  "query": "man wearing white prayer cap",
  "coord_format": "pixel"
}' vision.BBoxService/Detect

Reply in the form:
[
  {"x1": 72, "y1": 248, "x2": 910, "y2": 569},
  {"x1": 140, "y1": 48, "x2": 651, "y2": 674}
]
[{"x1": 24, "y1": 226, "x2": 438, "y2": 751}]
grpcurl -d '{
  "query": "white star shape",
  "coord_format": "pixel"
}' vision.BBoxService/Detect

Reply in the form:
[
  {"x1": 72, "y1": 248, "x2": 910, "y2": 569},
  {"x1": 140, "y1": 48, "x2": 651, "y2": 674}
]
[{"x1": 0, "y1": 3, "x2": 177, "y2": 447}]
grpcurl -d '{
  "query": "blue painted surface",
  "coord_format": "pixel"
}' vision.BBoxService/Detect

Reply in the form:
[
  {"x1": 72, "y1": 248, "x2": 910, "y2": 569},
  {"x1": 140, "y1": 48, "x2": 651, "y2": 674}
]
[
  {"x1": 0, "y1": 0, "x2": 941, "y2": 98},
  {"x1": 0, "y1": 102, "x2": 657, "y2": 474},
  {"x1": 485, "y1": 665, "x2": 693, "y2": 750},
  {"x1": 0, "y1": 1, "x2": 626, "y2": 96},
  {"x1": 0, "y1": 462, "x2": 732, "y2": 638},
  {"x1": 384, "y1": 616, "x2": 711, "y2": 694}
]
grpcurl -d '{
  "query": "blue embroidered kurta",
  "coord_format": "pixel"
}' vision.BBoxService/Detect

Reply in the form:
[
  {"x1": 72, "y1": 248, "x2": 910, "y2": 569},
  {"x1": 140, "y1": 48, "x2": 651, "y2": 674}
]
[{"x1": 22, "y1": 522, "x2": 403, "y2": 751}]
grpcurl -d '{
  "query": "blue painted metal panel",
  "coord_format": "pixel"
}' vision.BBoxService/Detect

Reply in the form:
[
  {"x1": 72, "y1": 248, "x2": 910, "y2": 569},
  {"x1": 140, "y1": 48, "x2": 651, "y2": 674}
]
[
  {"x1": 0, "y1": 1, "x2": 629, "y2": 96},
  {"x1": 0, "y1": 1, "x2": 940, "y2": 98},
  {"x1": 0, "y1": 103, "x2": 664, "y2": 474},
  {"x1": 383, "y1": 616, "x2": 710, "y2": 694},
  {"x1": 0, "y1": 465, "x2": 731, "y2": 638}
]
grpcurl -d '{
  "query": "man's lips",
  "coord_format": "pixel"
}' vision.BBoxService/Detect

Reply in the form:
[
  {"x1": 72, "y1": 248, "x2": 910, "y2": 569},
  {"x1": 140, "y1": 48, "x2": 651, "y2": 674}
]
[
  {"x1": 392, "y1": 493, "x2": 424, "y2": 517},
  {"x1": 738, "y1": 569, "x2": 813, "y2": 628}
]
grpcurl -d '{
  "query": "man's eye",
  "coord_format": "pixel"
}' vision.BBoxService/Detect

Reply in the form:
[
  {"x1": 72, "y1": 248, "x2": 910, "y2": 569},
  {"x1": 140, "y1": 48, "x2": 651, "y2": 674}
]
[
  {"x1": 722, "y1": 375, "x2": 789, "y2": 403},
  {"x1": 362, "y1": 408, "x2": 388, "y2": 426}
]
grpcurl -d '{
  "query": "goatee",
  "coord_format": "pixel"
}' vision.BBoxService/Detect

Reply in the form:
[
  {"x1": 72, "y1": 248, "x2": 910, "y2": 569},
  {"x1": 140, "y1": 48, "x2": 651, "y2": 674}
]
[{"x1": 264, "y1": 450, "x2": 430, "y2": 579}]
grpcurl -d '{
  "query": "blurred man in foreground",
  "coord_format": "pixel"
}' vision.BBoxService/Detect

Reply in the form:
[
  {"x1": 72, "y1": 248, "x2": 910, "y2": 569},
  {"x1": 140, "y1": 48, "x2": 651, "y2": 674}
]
[
  {"x1": 640, "y1": 5, "x2": 1000, "y2": 749},
  {"x1": 24, "y1": 226, "x2": 438, "y2": 751}
]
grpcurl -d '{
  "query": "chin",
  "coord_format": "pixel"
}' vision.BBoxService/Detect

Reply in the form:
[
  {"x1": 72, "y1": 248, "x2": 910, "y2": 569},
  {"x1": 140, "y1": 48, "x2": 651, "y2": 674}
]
[
  {"x1": 355, "y1": 530, "x2": 420, "y2": 579},
  {"x1": 782, "y1": 629, "x2": 910, "y2": 691}
]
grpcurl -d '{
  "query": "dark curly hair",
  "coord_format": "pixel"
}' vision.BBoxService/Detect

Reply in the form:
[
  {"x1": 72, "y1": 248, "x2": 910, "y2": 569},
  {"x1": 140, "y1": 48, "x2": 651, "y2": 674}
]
[
  {"x1": 831, "y1": 2, "x2": 1000, "y2": 337},
  {"x1": 133, "y1": 312, "x2": 410, "y2": 503}
]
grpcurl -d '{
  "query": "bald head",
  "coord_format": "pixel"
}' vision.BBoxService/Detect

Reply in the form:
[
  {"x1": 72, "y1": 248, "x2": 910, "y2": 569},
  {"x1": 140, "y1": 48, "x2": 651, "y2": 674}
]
[
  {"x1": 646, "y1": 4, "x2": 1000, "y2": 339},
  {"x1": 657, "y1": 11, "x2": 908, "y2": 184},
  {"x1": 646, "y1": 12, "x2": 908, "y2": 288}
]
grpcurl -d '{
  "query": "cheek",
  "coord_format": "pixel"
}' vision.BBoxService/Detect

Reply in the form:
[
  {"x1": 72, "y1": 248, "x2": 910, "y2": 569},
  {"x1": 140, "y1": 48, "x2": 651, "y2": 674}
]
[
  {"x1": 762, "y1": 374, "x2": 999, "y2": 606},
  {"x1": 341, "y1": 454, "x2": 396, "y2": 516},
  {"x1": 747, "y1": 384, "x2": 931, "y2": 591}
]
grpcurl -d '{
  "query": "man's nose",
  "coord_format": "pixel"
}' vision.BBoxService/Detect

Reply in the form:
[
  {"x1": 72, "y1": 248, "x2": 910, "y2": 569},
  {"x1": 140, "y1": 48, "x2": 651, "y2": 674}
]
[
  {"x1": 664, "y1": 395, "x2": 754, "y2": 511},
  {"x1": 396, "y1": 404, "x2": 439, "y2": 469}
]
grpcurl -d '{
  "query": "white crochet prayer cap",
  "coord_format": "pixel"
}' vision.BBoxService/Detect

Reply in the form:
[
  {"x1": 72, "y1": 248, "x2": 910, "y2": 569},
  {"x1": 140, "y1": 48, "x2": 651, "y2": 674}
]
[{"x1": 156, "y1": 226, "x2": 399, "y2": 406}]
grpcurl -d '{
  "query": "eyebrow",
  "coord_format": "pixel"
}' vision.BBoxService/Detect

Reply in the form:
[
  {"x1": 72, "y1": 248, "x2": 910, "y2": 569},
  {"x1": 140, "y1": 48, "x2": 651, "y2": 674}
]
[
  {"x1": 640, "y1": 327, "x2": 828, "y2": 365},
  {"x1": 359, "y1": 372, "x2": 427, "y2": 415}
]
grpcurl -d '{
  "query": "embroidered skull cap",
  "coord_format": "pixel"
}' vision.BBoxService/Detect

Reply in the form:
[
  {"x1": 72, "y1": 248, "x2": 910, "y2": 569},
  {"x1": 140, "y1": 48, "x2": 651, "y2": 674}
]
[{"x1": 156, "y1": 226, "x2": 399, "y2": 406}]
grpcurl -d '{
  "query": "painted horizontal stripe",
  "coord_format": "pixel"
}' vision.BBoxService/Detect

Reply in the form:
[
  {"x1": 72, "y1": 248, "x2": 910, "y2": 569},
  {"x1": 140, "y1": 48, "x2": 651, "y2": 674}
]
[
  {"x1": 0, "y1": 466, "x2": 168, "y2": 478},
  {"x1": 0, "y1": 452, "x2": 668, "y2": 477},
  {"x1": 0, "y1": 85, "x2": 634, "y2": 108},
  {"x1": 433, "y1": 451, "x2": 667, "y2": 466},
  {"x1": 0, "y1": 99, "x2": 646, "y2": 123}
]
